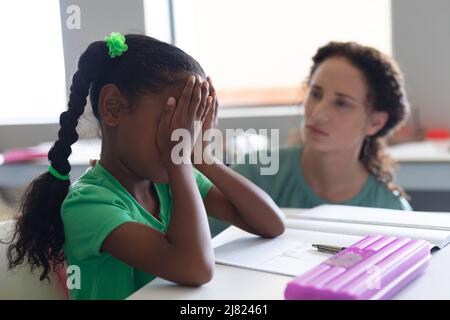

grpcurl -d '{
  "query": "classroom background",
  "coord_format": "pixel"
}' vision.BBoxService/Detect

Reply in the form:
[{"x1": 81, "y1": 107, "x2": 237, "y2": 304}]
[{"x1": 1, "y1": 0, "x2": 450, "y2": 221}]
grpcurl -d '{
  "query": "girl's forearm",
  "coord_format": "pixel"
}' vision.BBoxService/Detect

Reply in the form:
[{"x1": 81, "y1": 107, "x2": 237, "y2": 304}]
[
  {"x1": 165, "y1": 162, "x2": 214, "y2": 265},
  {"x1": 195, "y1": 157, "x2": 285, "y2": 237}
]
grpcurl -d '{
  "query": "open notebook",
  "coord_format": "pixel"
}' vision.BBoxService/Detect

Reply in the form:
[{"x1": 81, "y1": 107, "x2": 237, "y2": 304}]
[{"x1": 214, "y1": 205, "x2": 450, "y2": 277}]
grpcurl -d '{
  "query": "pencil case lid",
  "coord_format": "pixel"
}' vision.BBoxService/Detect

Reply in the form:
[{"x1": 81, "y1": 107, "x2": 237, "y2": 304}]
[{"x1": 284, "y1": 235, "x2": 431, "y2": 300}]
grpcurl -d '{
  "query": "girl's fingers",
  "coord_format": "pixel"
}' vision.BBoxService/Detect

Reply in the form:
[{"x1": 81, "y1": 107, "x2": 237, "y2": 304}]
[
  {"x1": 160, "y1": 97, "x2": 176, "y2": 131},
  {"x1": 206, "y1": 77, "x2": 219, "y2": 125},
  {"x1": 174, "y1": 76, "x2": 196, "y2": 122},
  {"x1": 207, "y1": 76, "x2": 216, "y2": 98},
  {"x1": 206, "y1": 76, "x2": 219, "y2": 125},
  {"x1": 187, "y1": 77, "x2": 203, "y2": 119},
  {"x1": 202, "y1": 96, "x2": 214, "y2": 122},
  {"x1": 213, "y1": 96, "x2": 219, "y2": 126},
  {"x1": 196, "y1": 81, "x2": 209, "y2": 119}
]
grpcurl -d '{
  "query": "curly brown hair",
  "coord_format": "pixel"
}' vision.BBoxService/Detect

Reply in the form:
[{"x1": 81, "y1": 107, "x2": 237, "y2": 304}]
[{"x1": 306, "y1": 41, "x2": 410, "y2": 196}]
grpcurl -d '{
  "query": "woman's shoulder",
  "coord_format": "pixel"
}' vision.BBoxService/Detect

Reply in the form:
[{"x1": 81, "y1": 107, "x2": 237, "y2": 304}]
[
  {"x1": 365, "y1": 176, "x2": 412, "y2": 211},
  {"x1": 276, "y1": 144, "x2": 303, "y2": 156}
]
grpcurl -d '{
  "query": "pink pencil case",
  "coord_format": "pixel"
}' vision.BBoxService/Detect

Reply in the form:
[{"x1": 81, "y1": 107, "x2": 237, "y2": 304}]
[{"x1": 284, "y1": 235, "x2": 431, "y2": 300}]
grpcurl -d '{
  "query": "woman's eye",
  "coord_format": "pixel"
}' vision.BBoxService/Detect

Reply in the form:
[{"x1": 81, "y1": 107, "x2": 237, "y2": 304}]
[
  {"x1": 310, "y1": 91, "x2": 321, "y2": 100},
  {"x1": 335, "y1": 99, "x2": 348, "y2": 108}
]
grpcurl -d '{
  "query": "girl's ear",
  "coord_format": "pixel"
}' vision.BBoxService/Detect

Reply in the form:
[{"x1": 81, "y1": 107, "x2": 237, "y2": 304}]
[
  {"x1": 365, "y1": 110, "x2": 388, "y2": 137},
  {"x1": 98, "y1": 84, "x2": 126, "y2": 126}
]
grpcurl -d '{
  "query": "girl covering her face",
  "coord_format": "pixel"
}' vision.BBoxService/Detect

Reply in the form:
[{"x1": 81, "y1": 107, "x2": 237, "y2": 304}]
[{"x1": 4, "y1": 34, "x2": 284, "y2": 299}]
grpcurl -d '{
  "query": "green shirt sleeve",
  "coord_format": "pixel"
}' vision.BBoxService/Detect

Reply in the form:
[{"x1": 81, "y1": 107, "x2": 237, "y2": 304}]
[
  {"x1": 193, "y1": 167, "x2": 213, "y2": 199},
  {"x1": 61, "y1": 185, "x2": 135, "y2": 261}
]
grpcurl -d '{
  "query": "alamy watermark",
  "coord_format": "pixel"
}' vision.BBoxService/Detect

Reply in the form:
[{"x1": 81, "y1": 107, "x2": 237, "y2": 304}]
[
  {"x1": 66, "y1": 264, "x2": 81, "y2": 290},
  {"x1": 170, "y1": 121, "x2": 280, "y2": 175},
  {"x1": 66, "y1": 5, "x2": 81, "y2": 30}
]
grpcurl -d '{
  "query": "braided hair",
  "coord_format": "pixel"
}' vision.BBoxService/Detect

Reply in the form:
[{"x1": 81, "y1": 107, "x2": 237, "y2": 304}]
[
  {"x1": 306, "y1": 42, "x2": 410, "y2": 194},
  {"x1": 4, "y1": 34, "x2": 205, "y2": 281}
]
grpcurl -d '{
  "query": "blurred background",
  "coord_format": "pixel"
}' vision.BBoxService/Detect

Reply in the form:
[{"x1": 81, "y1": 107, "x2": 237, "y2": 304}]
[{"x1": 1, "y1": 0, "x2": 450, "y2": 219}]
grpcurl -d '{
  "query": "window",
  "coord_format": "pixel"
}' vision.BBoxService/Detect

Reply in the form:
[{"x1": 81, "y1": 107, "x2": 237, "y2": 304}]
[
  {"x1": 0, "y1": 1, "x2": 66, "y2": 124},
  {"x1": 169, "y1": 0, "x2": 392, "y2": 107}
]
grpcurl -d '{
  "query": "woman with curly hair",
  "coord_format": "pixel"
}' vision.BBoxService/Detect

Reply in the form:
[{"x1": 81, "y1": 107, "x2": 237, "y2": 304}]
[{"x1": 233, "y1": 41, "x2": 412, "y2": 210}]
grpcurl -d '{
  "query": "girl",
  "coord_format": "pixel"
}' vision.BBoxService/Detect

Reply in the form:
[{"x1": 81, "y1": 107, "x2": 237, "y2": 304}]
[
  {"x1": 5, "y1": 33, "x2": 285, "y2": 300},
  {"x1": 233, "y1": 42, "x2": 412, "y2": 210}
]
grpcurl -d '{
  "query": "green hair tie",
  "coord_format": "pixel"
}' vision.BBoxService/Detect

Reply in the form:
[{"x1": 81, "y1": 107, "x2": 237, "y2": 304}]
[
  {"x1": 48, "y1": 165, "x2": 70, "y2": 181},
  {"x1": 105, "y1": 32, "x2": 128, "y2": 58}
]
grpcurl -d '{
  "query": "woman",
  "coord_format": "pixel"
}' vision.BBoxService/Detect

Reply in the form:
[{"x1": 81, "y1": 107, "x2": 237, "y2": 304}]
[{"x1": 232, "y1": 41, "x2": 411, "y2": 210}]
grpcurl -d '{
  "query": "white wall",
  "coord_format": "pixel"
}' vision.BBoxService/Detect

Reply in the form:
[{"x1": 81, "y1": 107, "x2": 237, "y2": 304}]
[
  {"x1": 59, "y1": 0, "x2": 146, "y2": 93},
  {"x1": 1, "y1": 0, "x2": 450, "y2": 150},
  {"x1": 392, "y1": 0, "x2": 450, "y2": 130},
  {"x1": 0, "y1": 0, "x2": 147, "y2": 151}
]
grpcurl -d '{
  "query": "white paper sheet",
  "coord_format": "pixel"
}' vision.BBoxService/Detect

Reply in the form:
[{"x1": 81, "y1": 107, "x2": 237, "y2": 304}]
[{"x1": 214, "y1": 228, "x2": 363, "y2": 277}]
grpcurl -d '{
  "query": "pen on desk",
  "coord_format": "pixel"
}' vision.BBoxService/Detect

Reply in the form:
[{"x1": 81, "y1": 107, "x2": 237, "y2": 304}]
[{"x1": 312, "y1": 244, "x2": 346, "y2": 254}]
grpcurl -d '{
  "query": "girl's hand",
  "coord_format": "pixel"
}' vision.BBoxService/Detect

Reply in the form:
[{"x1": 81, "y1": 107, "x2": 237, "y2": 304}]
[
  {"x1": 203, "y1": 77, "x2": 219, "y2": 133},
  {"x1": 157, "y1": 75, "x2": 212, "y2": 165},
  {"x1": 193, "y1": 76, "x2": 219, "y2": 163}
]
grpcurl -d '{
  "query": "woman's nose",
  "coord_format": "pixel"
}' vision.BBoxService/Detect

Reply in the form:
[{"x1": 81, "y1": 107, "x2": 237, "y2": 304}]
[{"x1": 310, "y1": 100, "x2": 329, "y2": 123}]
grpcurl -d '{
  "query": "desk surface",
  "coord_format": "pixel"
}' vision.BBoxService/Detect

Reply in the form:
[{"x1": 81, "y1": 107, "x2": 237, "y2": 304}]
[
  {"x1": 127, "y1": 226, "x2": 292, "y2": 300},
  {"x1": 128, "y1": 225, "x2": 450, "y2": 300}
]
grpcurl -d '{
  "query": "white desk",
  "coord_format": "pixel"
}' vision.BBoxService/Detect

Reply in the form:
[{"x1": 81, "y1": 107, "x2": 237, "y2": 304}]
[
  {"x1": 128, "y1": 225, "x2": 450, "y2": 300},
  {"x1": 128, "y1": 226, "x2": 292, "y2": 300}
]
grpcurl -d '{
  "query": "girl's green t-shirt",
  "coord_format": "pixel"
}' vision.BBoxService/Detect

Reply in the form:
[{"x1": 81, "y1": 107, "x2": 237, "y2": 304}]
[{"x1": 61, "y1": 162, "x2": 213, "y2": 300}]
